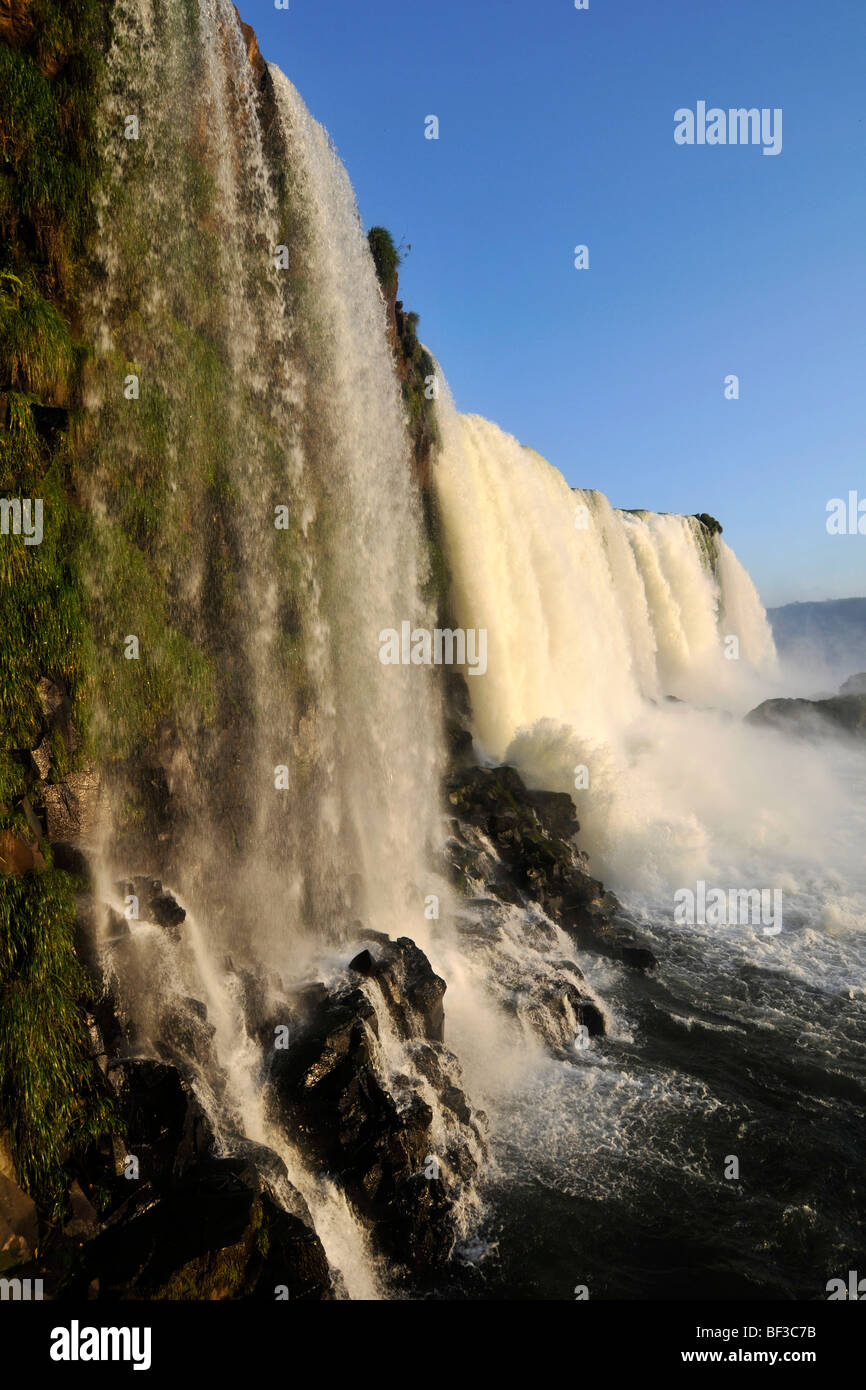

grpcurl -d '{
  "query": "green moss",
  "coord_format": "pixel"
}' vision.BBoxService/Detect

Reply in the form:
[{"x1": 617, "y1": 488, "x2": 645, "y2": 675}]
[
  {"x1": 367, "y1": 225, "x2": 401, "y2": 295},
  {"x1": 0, "y1": 750, "x2": 29, "y2": 804},
  {"x1": 0, "y1": 0, "x2": 112, "y2": 1221},
  {"x1": 0, "y1": 270, "x2": 75, "y2": 395},
  {"x1": 0, "y1": 405, "x2": 89, "y2": 748},
  {"x1": 84, "y1": 527, "x2": 216, "y2": 762},
  {"x1": 152, "y1": 1239, "x2": 252, "y2": 1301},
  {"x1": 0, "y1": 869, "x2": 115, "y2": 1214},
  {"x1": 0, "y1": 5, "x2": 102, "y2": 287}
]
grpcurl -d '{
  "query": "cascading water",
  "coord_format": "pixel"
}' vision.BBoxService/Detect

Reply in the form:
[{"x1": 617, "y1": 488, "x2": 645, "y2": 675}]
[
  {"x1": 79, "y1": 0, "x2": 461, "y2": 1299},
  {"x1": 432, "y1": 404, "x2": 861, "y2": 901},
  {"x1": 434, "y1": 409, "x2": 778, "y2": 761},
  {"x1": 429, "y1": 396, "x2": 866, "y2": 1300}
]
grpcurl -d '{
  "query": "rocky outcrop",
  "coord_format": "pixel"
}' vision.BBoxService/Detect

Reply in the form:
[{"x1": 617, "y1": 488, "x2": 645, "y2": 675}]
[
  {"x1": 105, "y1": 1058, "x2": 213, "y2": 1188},
  {"x1": 348, "y1": 933, "x2": 446, "y2": 1043},
  {"x1": 81, "y1": 1155, "x2": 332, "y2": 1301},
  {"x1": 0, "y1": 669, "x2": 95, "y2": 877},
  {"x1": 746, "y1": 692, "x2": 866, "y2": 739},
  {"x1": 445, "y1": 763, "x2": 657, "y2": 973},
  {"x1": 0, "y1": 1131, "x2": 38, "y2": 1271},
  {"x1": 259, "y1": 936, "x2": 485, "y2": 1275},
  {"x1": 28, "y1": 882, "x2": 484, "y2": 1291},
  {"x1": 0, "y1": 825, "x2": 44, "y2": 874},
  {"x1": 42, "y1": 767, "x2": 100, "y2": 841},
  {"x1": 21, "y1": 1034, "x2": 333, "y2": 1300},
  {"x1": 114, "y1": 877, "x2": 186, "y2": 933},
  {"x1": 235, "y1": 7, "x2": 267, "y2": 84}
]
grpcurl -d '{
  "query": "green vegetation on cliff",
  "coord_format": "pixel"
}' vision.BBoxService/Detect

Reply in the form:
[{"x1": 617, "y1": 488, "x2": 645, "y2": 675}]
[
  {"x1": 0, "y1": 870, "x2": 115, "y2": 1215},
  {"x1": 367, "y1": 225, "x2": 401, "y2": 297},
  {"x1": 0, "y1": 0, "x2": 114, "y2": 1213},
  {"x1": 366, "y1": 225, "x2": 448, "y2": 613}
]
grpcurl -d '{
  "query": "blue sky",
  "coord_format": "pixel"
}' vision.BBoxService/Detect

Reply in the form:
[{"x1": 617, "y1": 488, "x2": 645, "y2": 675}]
[{"x1": 248, "y1": 0, "x2": 865, "y2": 606}]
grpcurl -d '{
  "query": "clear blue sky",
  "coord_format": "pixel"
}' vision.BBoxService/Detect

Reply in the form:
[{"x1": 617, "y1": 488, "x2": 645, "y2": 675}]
[{"x1": 246, "y1": 0, "x2": 865, "y2": 606}]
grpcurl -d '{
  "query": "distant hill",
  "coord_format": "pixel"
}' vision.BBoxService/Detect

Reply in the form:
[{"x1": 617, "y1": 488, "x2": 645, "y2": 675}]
[{"x1": 767, "y1": 598, "x2": 866, "y2": 689}]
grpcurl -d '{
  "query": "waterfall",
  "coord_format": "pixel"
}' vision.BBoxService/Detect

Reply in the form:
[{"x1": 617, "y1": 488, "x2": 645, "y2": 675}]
[
  {"x1": 81, "y1": 0, "x2": 448, "y2": 1298},
  {"x1": 430, "y1": 401, "x2": 858, "y2": 906},
  {"x1": 433, "y1": 408, "x2": 778, "y2": 764}
]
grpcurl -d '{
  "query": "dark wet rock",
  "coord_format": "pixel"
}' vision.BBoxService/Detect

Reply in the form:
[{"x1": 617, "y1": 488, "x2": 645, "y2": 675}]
[
  {"x1": 621, "y1": 944, "x2": 658, "y2": 971},
  {"x1": 523, "y1": 787, "x2": 581, "y2": 842},
  {"x1": 78, "y1": 1157, "x2": 332, "y2": 1301},
  {"x1": 155, "y1": 999, "x2": 215, "y2": 1070},
  {"x1": 89, "y1": 986, "x2": 131, "y2": 1059},
  {"x1": 52, "y1": 841, "x2": 91, "y2": 881},
  {"x1": 441, "y1": 1085, "x2": 473, "y2": 1125},
  {"x1": 445, "y1": 721, "x2": 474, "y2": 762},
  {"x1": 440, "y1": 671, "x2": 475, "y2": 766},
  {"x1": 560, "y1": 886, "x2": 655, "y2": 970},
  {"x1": 746, "y1": 692, "x2": 866, "y2": 739},
  {"x1": 349, "y1": 934, "x2": 446, "y2": 1043},
  {"x1": 73, "y1": 897, "x2": 103, "y2": 977},
  {"x1": 264, "y1": 948, "x2": 483, "y2": 1274},
  {"x1": 63, "y1": 1181, "x2": 98, "y2": 1242},
  {"x1": 575, "y1": 998, "x2": 606, "y2": 1037},
  {"x1": 115, "y1": 877, "x2": 186, "y2": 933},
  {"x1": 349, "y1": 947, "x2": 374, "y2": 974},
  {"x1": 106, "y1": 1058, "x2": 214, "y2": 1189},
  {"x1": 148, "y1": 892, "x2": 186, "y2": 932},
  {"x1": 693, "y1": 512, "x2": 723, "y2": 536},
  {"x1": 445, "y1": 763, "x2": 657, "y2": 972}
]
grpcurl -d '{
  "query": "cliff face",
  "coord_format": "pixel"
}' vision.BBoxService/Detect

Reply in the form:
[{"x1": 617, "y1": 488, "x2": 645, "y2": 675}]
[
  {"x1": 0, "y1": 0, "x2": 110, "y2": 1264},
  {"x1": 374, "y1": 254, "x2": 452, "y2": 617}
]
